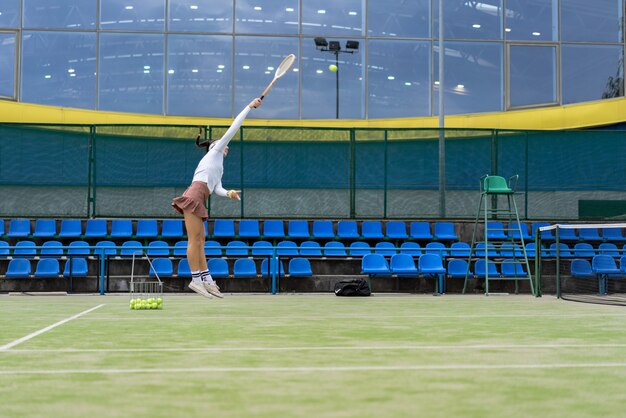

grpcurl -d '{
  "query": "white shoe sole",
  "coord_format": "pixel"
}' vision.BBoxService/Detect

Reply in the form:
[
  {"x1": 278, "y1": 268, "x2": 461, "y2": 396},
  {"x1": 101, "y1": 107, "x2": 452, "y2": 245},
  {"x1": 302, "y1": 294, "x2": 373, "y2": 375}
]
[
  {"x1": 189, "y1": 282, "x2": 213, "y2": 298},
  {"x1": 204, "y1": 284, "x2": 224, "y2": 298}
]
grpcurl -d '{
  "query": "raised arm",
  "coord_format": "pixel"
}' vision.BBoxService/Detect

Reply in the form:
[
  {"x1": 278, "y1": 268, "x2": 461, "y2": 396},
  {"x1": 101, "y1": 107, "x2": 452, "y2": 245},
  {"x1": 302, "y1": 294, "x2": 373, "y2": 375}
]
[{"x1": 211, "y1": 98, "x2": 262, "y2": 154}]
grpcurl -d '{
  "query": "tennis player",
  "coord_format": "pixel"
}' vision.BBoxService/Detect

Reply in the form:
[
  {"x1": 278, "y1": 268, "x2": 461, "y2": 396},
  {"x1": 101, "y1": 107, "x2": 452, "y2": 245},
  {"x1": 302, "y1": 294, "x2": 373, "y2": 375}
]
[{"x1": 172, "y1": 97, "x2": 262, "y2": 298}]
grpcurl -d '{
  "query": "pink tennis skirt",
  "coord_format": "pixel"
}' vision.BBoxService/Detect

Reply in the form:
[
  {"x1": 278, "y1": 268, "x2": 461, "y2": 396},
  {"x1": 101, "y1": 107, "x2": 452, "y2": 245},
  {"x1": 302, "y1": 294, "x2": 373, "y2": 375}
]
[{"x1": 171, "y1": 181, "x2": 210, "y2": 220}]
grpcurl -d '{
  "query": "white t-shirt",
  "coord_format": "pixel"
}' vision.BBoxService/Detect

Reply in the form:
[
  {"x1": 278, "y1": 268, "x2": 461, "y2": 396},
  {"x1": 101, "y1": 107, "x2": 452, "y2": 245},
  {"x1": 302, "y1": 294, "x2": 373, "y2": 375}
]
[{"x1": 192, "y1": 106, "x2": 251, "y2": 197}]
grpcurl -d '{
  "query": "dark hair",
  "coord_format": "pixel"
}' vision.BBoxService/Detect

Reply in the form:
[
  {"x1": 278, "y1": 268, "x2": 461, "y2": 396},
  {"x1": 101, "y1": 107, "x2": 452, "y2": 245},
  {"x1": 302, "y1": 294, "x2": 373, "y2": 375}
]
[{"x1": 195, "y1": 127, "x2": 210, "y2": 152}]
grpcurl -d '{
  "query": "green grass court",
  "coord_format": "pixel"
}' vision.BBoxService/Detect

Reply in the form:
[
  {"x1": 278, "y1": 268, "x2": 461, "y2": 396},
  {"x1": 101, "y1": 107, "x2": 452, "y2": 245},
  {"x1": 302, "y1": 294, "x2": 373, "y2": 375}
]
[{"x1": 1, "y1": 294, "x2": 626, "y2": 418}]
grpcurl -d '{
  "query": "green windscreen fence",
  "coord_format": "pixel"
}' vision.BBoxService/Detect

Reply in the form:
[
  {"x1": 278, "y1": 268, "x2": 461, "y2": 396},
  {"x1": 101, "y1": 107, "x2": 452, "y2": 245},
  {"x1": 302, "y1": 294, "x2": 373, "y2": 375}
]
[{"x1": 0, "y1": 123, "x2": 624, "y2": 219}]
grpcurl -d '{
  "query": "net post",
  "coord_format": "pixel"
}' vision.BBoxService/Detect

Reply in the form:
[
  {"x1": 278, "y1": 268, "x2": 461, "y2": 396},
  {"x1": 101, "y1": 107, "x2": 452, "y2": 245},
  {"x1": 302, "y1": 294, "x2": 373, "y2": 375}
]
[
  {"x1": 555, "y1": 226, "x2": 561, "y2": 299},
  {"x1": 534, "y1": 232, "x2": 542, "y2": 297}
]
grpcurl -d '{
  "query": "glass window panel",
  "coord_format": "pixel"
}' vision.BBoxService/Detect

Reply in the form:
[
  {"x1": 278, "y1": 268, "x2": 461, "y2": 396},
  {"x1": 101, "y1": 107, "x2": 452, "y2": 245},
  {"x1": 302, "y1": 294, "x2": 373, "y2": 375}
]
[
  {"x1": 367, "y1": 40, "x2": 430, "y2": 118},
  {"x1": 367, "y1": 0, "x2": 430, "y2": 38},
  {"x1": 98, "y1": 33, "x2": 164, "y2": 114},
  {"x1": 0, "y1": 32, "x2": 16, "y2": 97},
  {"x1": 236, "y1": 0, "x2": 299, "y2": 34},
  {"x1": 561, "y1": 0, "x2": 623, "y2": 42},
  {"x1": 505, "y1": 0, "x2": 557, "y2": 41},
  {"x1": 562, "y1": 44, "x2": 624, "y2": 104},
  {"x1": 435, "y1": 0, "x2": 503, "y2": 40},
  {"x1": 0, "y1": 0, "x2": 20, "y2": 28},
  {"x1": 21, "y1": 31, "x2": 96, "y2": 108},
  {"x1": 434, "y1": 41, "x2": 503, "y2": 115},
  {"x1": 234, "y1": 36, "x2": 299, "y2": 119},
  {"x1": 23, "y1": 0, "x2": 97, "y2": 29},
  {"x1": 100, "y1": 0, "x2": 165, "y2": 31},
  {"x1": 509, "y1": 45, "x2": 556, "y2": 107},
  {"x1": 302, "y1": 0, "x2": 364, "y2": 37},
  {"x1": 167, "y1": 35, "x2": 232, "y2": 117},
  {"x1": 302, "y1": 37, "x2": 364, "y2": 119},
  {"x1": 168, "y1": 0, "x2": 232, "y2": 33}
]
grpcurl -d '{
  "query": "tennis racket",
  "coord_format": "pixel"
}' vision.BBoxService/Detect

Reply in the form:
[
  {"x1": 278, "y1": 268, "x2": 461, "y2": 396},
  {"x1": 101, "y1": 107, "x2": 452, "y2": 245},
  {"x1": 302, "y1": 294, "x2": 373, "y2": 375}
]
[{"x1": 258, "y1": 54, "x2": 296, "y2": 102}]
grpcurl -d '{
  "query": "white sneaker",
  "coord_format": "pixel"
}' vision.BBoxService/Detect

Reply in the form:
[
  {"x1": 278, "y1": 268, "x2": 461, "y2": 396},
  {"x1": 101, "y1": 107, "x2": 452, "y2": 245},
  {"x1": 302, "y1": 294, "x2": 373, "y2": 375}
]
[
  {"x1": 189, "y1": 281, "x2": 213, "y2": 298},
  {"x1": 204, "y1": 282, "x2": 224, "y2": 298}
]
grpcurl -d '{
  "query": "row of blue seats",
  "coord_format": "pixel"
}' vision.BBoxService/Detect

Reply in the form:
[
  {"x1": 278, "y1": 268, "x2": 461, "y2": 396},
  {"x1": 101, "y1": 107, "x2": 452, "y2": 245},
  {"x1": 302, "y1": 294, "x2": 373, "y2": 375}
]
[
  {"x1": 1, "y1": 219, "x2": 462, "y2": 241},
  {"x1": 4, "y1": 240, "x2": 626, "y2": 259},
  {"x1": 3, "y1": 257, "x2": 314, "y2": 279},
  {"x1": 486, "y1": 222, "x2": 626, "y2": 242},
  {"x1": 570, "y1": 256, "x2": 626, "y2": 278}
]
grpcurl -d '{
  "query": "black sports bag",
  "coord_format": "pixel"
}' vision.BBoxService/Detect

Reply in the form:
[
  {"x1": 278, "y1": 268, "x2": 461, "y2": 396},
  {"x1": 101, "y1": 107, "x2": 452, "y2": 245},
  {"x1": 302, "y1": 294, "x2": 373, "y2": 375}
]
[{"x1": 334, "y1": 279, "x2": 371, "y2": 296}]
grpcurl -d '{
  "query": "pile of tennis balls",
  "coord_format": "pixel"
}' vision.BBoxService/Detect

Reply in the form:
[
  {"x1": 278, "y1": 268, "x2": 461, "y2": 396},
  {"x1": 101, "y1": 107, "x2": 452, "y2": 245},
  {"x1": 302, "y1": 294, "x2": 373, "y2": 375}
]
[{"x1": 130, "y1": 297, "x2": 163, "y2": 310}]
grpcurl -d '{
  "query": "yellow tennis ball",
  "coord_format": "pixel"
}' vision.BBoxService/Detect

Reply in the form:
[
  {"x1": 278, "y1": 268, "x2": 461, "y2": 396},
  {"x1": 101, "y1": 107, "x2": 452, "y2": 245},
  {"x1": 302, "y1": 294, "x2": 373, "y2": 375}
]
[{"x1": 329, "y1": 64, "x2": 338, "y2": 72}]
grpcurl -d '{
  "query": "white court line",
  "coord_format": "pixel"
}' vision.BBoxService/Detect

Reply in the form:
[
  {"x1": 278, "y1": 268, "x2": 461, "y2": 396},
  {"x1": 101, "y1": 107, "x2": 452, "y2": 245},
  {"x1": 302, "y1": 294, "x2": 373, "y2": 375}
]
[
  {"x1": 0, "y1": 304, "x2": 105, "y2": 351},
  {"x1": 6, "y1": 343, "x2": 626, "y2": 354},
  {"x1": 3, "y1": 362, "x2": 626, "y2": 375}
]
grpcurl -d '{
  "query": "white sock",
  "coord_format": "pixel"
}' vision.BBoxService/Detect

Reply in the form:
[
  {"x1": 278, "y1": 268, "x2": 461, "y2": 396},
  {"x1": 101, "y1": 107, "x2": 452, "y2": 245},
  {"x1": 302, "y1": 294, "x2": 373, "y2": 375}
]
[
  {"x1": 191, "y1": 270, "x2": 202, "y2": 284},
  {"x1": 200, "y1": 269, "x2": 215, "y2": 285}
]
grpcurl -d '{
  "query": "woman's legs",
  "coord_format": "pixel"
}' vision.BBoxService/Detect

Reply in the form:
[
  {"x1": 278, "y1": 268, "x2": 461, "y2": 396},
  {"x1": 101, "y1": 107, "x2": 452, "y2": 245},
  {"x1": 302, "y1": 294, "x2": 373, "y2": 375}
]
[{"x1": 183, "y1": 210, "x2": 207, "y2": 272}]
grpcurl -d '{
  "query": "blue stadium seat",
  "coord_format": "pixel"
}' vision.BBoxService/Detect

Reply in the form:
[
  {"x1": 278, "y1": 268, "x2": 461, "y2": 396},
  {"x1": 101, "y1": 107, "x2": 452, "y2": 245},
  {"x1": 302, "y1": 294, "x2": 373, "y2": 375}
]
[
  {"x1": 385, "y1": 221, "x2": 408, "y2": 240},
  {"x1": 33, "y1": 219, "x2": 57, "y2": 238},
  {"x1": 361, "y1": 221, "x2": 384, "y2": 240},
  {"x1": 58, "y1": 219, "x2": 82, "y2": 238},
  {"x1": 136, "y1": 220, "x2": 158, "y2": 239},
  {"x1": 449, "y1": 242, "x2": 470, "y2": 257},
  {"x1": 120, "y1": 241, "x2": 143, "y2": 256},
  {"x1": 573, "y1": 243, "x2": 594, "y2": 258},
  {"x1": 208, "y1": 258, "x2": 229, "y2": 278},
  {"x1": 361, "y1": 254, "x2": 391, "y2": 276},
  {"x1": 63, "y1": 258, "x2": 88, "y2": 277},
  {"x1": 8, "y1": 219, "x2": 31, "y2": 238},
  {"x1": 525, "y1": 242, "x2": 548, "y2": 258},
  {"x1": 177, "y1": 259, "x2": 191, "y2": 278},
  {"x1": 390, "y1": 254, "x2": 418, "y2": 275},
  {"x1": 312, "y1": 220, "x2": 335, "y2": 239},
  {"x1": 570, "y1": 259, "x2": 594, "y2": 278},
  {"x1": 68, "y1": 240, "x2": 90, "y2": 256},
  {"x1": 591, "y1": 255, "x2": 620, "y2": 276},
  {"x1": 287, "y1": 220, "x2": 310, "y2": 240},
  {"x1": 557, "y1": 227, "x2": 578, "y2": 242},
  {"x1": 233, "y1": 258, "x2": 258, "y2": 278},
  {"x1": 34, "y1": 258, "x2": 60, "y2": 278},
  {"x1": 602, "y1": 227, "x2": 626, "y2": 242},
  {"x1": 501, "y1": 260, "x2": 526, "y2": 277},
  {"x1": 475, "y1": 242, "x2": 498, "y2": 258},
  {"x1": 260, "y1": 258, "x2": 285, "y2": 277},
  {"x1": 226, "y1": 240, "x2": 248, "y2": 256},
  {"x1": 238, "y1": 220, "x2": 260, "y2": 239},
  {"x1": 485, "y1": 221, "x2": 507, "y2": 240},
  {"x1": 150, "y1": 258, "x2": 173, "y2": 277},
  {"x1": 433, "y1": 222, "x2": 458, "y2": 241},
  {"x1": 474, "y1": 259, "x2": 499, "y2": 278},
  {"x1": 213, "y1": 219, "x2": 235, "y2": 239},
  {"x1": 299, "y1": 241, "x2": 323, "y2": 257},
  {"x1": 6, "y1": 259, "x2": 31, "y2": 278},
  {"x1": 337, "y1": 221, "x2": 360, "y2": 240},
  {"x1": 374, "y1": 242, "x2": 396, "y2": 257},
  {"x1": 348, "y1": 241, "x2": 370, "y2": 257},
  {"x1": 147, "y1": 240, "x2": 169, "y2": 256},
  {"x1": 508, "y1": 222, "x2": 531, "y2": 241},
  {"x1": 263, "y1": 220, "x2": 285, "y2": 239},
  {"x1": 204, "y1": 240, "x2": 222, "y2": 256},
  {"x1": 418, "y1": 253, "x2": 446, "y2": 276},
  {"x1": 0, "y1": 241, "x2": 10, "y2": 257},
  {"x1": 161, "y1": 219, "x2": 183, "y2": 238},
  {"x1": 409, "y1": 222, "x2": 433, "y2": 240},
  {"x1": 324, "y1": 241, "x2": 347, "y2": 257},
  {"x1": 599, "y1": 243, "x2": 620, "y2": 257},
  {"x1": 447, "y1": 259, "x2": 471, "y2": 279},
  {"x1": 251, "y1": 241, "x2": 273, "y2": 256},
  {"x1": 110, "y1": 219, "x2": 133, "y2": 238},
  {"x1": 84, "y1": 219, "x2": 108, "y2": 238},
  {"x1": 579, "y1": 227, "x2": 602, "y2": 242},
  {"x1": 532, "y1": 222, "x2": 554, "y2": 241},
  {"x1": 400, "y1": 242, "x2": 421, "y2": 256},
  {"x1": 621, "y1": 256, "x2": 626, "y2": 273},
  {"x1": 14, "y1": 241, "x2": 36, "y2": 257},
  {"x1": 425, "y1": 242, "x2": 447, "y2": 257},
  {"x1": 173, "y1": 240, "x2": 188, "y2": 256},
  {"x1": 0, "y1": 220, "x2": 4, "y2": 237},
  {"x1": 40, "y1": 241, "x2": 64, "y2": 258},
  {"x1": 548, "y1": 243, "x2": 573, "y2": 258},
  {"x1": 288, "y1": 258, "x2": 313, "y2": 277},
  {"x1": 94, "y1": 240, "x2": 117, "y2": 256}
]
